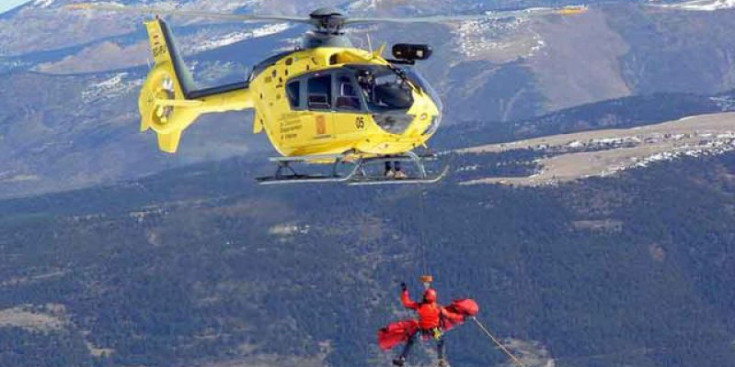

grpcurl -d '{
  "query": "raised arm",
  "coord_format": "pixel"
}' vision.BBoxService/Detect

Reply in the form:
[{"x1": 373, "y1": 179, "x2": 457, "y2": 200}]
[{"x1": 400, "y1": 282, "x2": 419, "y2": 310}]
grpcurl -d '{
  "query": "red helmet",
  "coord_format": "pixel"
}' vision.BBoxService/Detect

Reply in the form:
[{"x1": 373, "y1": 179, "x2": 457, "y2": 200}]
[{"x1": 423, "y1": 288, "x2": 437, "y2": 303}]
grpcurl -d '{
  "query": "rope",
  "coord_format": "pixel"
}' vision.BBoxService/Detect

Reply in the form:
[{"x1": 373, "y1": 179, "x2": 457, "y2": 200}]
[
  {"x1": 471, "y1": 317, "x2": 527, "y2": 367},
  {"x1": 416, "y1": 187, "x2": 428, "y2": 276}
]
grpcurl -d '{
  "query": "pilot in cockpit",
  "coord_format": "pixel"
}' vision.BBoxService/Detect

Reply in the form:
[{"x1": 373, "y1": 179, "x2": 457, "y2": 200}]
[{"x1": 356, "y1": 70, "x2": 375, "y2": 102}]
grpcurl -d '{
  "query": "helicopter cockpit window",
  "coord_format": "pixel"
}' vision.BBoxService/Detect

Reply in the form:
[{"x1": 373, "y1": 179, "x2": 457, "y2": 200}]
[
  {"x1": 307, "y1": 75, "x2": 332, "y2": 110},
  {"x1": 286, "y1": 80, "x2": 301, "y2": 109},
  {"x1": 354, "y1": 66, "x2": 413, "y2": 112},
  {"x1": 335, "y1": 75, "x2": 362, "y2": 111}
]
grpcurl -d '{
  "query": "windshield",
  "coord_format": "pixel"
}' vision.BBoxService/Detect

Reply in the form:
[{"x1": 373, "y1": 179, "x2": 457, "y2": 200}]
[
  {"x1": 403, "y1": 67, "x2": 443, "y2": 113},
  {"x1": 349, "y1": 65, "x2": 414, "y2": 112}
]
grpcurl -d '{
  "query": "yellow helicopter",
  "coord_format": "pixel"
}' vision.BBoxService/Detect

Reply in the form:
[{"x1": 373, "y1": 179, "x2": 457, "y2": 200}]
[{"x1": 70, "y1": 4, "x2": 586, "y2": 184}]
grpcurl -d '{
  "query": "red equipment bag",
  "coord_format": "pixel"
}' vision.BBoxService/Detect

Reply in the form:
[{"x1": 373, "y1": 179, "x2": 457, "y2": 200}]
[
  {"x1": 447, "y1": 298, "x2": 479, "y2": 317},
  {"x1": 442, "y1": 299, "x2": 480, "y2": 332}
]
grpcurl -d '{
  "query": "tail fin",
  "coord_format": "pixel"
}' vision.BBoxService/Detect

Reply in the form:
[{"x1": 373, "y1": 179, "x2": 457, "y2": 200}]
[
  {"x1": 138, "y1": 18, "x2": 254, "y2": 153},
  {"x1": 138, "y1": 18, "x2": 201, "y2": 153},
  {"x1": 147, "y1": 18, "x2": 197, "y2": 97}
]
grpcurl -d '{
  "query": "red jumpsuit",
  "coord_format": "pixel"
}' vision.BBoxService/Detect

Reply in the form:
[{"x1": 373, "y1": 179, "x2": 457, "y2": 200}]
[
  {"x1": 401, "y1": 289, "x2": 464, "y2": 329},
  {"x1": 398, "y1": 288, "x2": 464, "y2": 361}
]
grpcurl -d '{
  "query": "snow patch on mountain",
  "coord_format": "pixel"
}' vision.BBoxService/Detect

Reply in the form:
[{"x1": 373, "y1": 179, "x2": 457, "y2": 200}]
[
  {"x1": 461, "y1": 113, "x2": 735, "y2": 186},
  {"x1": 273, "y1": 36, "x2": 303, "y2": 53},
  {"x1": 578, "y1": 129, "x2": 735, "y2": 177},
  {"x1": 619, "y1": 138, "x2": 735, "y2": 172},
  {"x1": 711, "y1": 96, "x2": 735, "y2": 111},
  {"x1": 82, "y1": 72, "x2": 143, "y2": 103},
  {"x1": 452, "y1": 17, "x2": 543, "y2": 59},
  {"x1": 0, "y1": 58, "x2": 29, "y2": 73},
  {"x1": 558, "y1": 130, "x2": 735, "y2": 162},
  {"x1": 185, "y1": 23, "x2": 292, "y2": 54},
  {"x1": 346, "y1": 0, "x2": 379, "y2": 12},
  {"x1": 529, "y1": 32, "x2": 545, "y2": 56},
  {"x1": 454, "y1": 19, "x2": 497, "y2": 58},
  {"x1": 648, "y1": 0, "x2": 735, "y2": 11},
  {"x1": 501, "y1": 338, "x2": 555, "y2": 367},
  {"x1": 32, "y1": 0, "x2": 55, "y2": 8},
  {"x1": 186, "y1": 0, "x2": 263, "y2": 12}
]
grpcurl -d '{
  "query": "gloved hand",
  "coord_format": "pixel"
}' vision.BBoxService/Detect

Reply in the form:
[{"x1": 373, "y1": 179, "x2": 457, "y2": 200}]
[{"x1": 400, "y1": 282, "x2": 407, "y2": 292}]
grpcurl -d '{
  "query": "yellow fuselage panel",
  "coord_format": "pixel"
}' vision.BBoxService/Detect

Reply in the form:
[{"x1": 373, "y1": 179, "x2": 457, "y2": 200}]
[{"x1": 249, "y1": 47, "x2": 441, "y2": 158}]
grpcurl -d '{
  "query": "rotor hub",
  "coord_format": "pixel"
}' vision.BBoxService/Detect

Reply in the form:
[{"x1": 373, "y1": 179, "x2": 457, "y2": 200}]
[{"x1": 309, "y1": 7, "x2": 347, "y2": 34}]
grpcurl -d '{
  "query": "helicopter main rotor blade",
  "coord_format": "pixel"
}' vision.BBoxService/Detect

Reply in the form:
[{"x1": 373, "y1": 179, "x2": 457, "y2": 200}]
[
  {"x1": 67, "y1": 3, "x2": 313, "y2": 24},
  {"x1": 345, "y1": 5, "x2": 588, "y2": 24}
]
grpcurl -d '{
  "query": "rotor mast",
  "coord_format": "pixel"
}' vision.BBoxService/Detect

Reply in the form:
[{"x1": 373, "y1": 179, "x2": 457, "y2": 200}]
[{"x1": 302, "y1": 8, "x2": 354, "y2": 49}]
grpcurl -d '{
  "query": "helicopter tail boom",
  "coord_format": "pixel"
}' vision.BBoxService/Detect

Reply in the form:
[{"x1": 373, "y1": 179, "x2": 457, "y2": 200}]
[{"x1": 139, "y1": 18, "x2": 253, "y2": 153}]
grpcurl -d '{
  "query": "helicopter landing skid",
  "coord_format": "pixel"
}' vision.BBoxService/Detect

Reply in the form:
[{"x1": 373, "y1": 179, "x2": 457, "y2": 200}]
[
  {"x1": 256, "y1": 154, "x2": 360, "y2": 184},
  {"x1": 256, "y1": 152, "x2": 448, "y2": 185}
]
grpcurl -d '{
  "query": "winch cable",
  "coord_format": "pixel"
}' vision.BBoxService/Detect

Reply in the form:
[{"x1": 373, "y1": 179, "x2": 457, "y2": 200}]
[
  {"x1": 415, "y1": 152, "x2": 454, "y2": 278},
  {"x1": 407, "y1": 158, "x2": 526, "y2": 366},
  {"x1": 411, "y1": 166, "x2": 525, "y2": 367},
  {"x1": 471, "y1": 317, "x2": 527, "y2": 367},
  {"x1": 416, "y1": 186, "x2": 428, "y2": 276}
]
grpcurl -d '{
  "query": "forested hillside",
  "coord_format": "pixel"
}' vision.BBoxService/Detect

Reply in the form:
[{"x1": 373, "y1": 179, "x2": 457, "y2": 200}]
[{"x1": 1, "y1": 151, "x2": 734, "y2": 367}]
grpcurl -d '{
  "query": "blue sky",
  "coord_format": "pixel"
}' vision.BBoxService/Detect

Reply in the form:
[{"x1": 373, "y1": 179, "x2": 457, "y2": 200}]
[{"x1": 0, "y1": 0, "x2": 32, "y2": 14}]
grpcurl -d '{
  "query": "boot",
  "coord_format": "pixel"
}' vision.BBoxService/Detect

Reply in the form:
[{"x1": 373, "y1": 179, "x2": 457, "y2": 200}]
[
  {"x1": 394, "y1": 170, "x2": 408, "y2": 179},
  {"x1": 437, "y1": 358, "x2": 449, "y2": 367},
  {"x1": 392, "y1": 356, "x2": 406, "y2": 366}
]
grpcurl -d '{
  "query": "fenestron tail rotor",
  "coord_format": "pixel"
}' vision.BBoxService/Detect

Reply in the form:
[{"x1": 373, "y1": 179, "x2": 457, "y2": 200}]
[{"x1": 145, "y1": 74, "x2": 175, "y2": 131}]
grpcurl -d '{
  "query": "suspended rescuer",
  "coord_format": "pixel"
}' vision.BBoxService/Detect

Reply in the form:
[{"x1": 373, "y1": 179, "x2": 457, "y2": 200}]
[{"x1": 392, "y1": 282, "x2": 465, "y2": 367}]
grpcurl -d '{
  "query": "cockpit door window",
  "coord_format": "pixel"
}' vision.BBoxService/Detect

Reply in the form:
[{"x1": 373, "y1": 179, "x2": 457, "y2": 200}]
[
  {"x1": 335, "y1": 75, "x2": 363, "y2": 111},
  {"x1": 286, "y1": 80, "x2": 302, "y2": 110},
  {"x1": 307, "y1": 75, "x2": 332, "y2": 110}
]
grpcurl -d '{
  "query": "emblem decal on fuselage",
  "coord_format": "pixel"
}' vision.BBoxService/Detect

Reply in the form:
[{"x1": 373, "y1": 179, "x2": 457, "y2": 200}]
[{"x1": 316, "y1": 115, "x2": 326, "y2": 135}]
